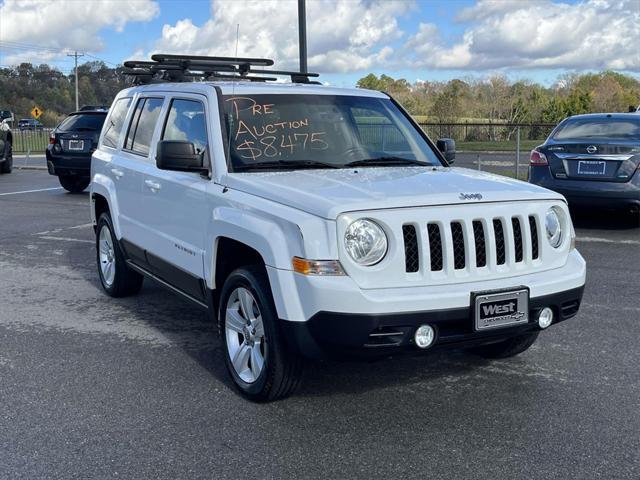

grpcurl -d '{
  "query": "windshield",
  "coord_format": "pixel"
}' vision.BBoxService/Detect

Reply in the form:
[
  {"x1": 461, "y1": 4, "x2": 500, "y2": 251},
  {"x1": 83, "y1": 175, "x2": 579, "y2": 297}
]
[
  {"x1": 223, "y1": 94, "x2": 442, "y2": 171},
  {"x1": 58, "y1": 113, "x2": 107, "y2": 132},
  {"x1": 553, "y1": 117, "x2": 640, "y2": 140}
]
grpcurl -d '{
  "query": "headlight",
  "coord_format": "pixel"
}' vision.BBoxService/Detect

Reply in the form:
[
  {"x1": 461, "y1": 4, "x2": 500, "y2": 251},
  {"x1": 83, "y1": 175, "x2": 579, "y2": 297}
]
[
  {"x1": 344, "y1": 219, "x2": 388, "y2": 266},
  {"x1": 545, "y1": 207, "x2": 563, "y2": 248}
]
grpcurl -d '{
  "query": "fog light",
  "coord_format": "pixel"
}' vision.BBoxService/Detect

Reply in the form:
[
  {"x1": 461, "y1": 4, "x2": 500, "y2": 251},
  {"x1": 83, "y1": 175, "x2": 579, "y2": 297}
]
[
  {"x1": 538, "y1": 307, "x2": 554, "y2": 329},
  {"x1": 414, "y1": 324, "x2": 435, "y2": 349}
]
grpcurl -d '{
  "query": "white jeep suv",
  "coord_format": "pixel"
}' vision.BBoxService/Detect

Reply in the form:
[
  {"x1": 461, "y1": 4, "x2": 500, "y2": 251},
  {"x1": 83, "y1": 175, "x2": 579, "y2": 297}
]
[{"x1": 91, "y1": 55, "x2": 586, "y2": 401}]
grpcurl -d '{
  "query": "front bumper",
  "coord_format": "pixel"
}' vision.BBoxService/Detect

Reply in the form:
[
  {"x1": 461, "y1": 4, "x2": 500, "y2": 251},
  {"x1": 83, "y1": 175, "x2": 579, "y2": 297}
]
[
  {"x1": 268, "y1": 249, "x2": 586, "y2": 358},
  {"x1": 280, "y1": 285, "x2": 584, "y2": 359}
]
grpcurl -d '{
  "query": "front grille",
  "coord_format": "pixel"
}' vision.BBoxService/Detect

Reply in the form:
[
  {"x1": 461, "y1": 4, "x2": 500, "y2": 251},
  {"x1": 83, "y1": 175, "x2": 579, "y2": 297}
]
[
  {"x1": 402, "y1": 225, "x2": 419, "y2": 273},
  {"x1": 529, "y1": 216, "x2": 539, "y2": 260},
  {"x1": 473, "y1": 221, "x2": 486, "y2": 267},
  {"x1": 450, "y1": 222, "x2": 465, "y2": 270},
  {"x1": 427, "y1": 223, "x2": 443, "y2": 271},
  {"x1": 512, "y1": 217, "x2": 523, "y2": 263},
  {"x1": 402, "y1": 214, "x2": 543, "y2": 274},
  {"x1": 493, "y1": 219, "x2": 506, "y2": 265}
]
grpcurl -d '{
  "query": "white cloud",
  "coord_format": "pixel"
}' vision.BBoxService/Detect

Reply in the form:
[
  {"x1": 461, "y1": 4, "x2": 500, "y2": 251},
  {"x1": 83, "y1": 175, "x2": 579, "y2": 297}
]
[
  {"x1": 0, "y1": 0, "x2": 159, "y2": 64},
  {"x1": 405, "y1": 0, "x2": 640, "y2": 71},
  {"x1": 149, "y1": 0, "x2": 412, "y2": 73}
]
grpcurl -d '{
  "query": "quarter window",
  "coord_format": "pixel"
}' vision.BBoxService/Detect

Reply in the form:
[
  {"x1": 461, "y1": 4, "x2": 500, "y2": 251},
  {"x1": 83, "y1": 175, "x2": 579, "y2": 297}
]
[
  {"x1": 124, "y1": 97, "x2": 164, "y2": 156},
  {"x1": 102, "y1": 97, "x2": 131, "y2": 148}
]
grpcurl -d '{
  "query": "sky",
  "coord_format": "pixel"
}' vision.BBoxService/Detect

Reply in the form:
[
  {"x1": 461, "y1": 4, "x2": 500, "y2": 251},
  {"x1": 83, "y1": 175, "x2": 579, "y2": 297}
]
[{"x1": 0, "y1": 0, "x2": 639, "y2": 87}]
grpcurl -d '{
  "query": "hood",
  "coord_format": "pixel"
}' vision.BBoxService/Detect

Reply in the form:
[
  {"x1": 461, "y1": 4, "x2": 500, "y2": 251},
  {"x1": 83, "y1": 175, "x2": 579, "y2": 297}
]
[{"x1": 223, "y1": 166, "x2": 563, "y2": 219}]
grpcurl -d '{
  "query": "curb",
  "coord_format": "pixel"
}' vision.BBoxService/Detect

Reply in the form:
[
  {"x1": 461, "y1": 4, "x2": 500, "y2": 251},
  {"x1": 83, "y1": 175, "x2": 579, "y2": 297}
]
[{"x1": 15, "y1": 166, "x2": 47, "y2": 171}]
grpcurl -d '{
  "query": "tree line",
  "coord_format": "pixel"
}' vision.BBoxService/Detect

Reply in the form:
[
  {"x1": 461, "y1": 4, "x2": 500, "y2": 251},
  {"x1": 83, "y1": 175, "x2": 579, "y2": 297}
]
[
  {"x1": 1, "y1": 61, "x2": 638, "y2": 127},
  {"x1": 0, "y1": 62, "x2": 129, "y2": 127},
  {"x1": 357, "y1": 71, "x2": 640, "y2": 123}
]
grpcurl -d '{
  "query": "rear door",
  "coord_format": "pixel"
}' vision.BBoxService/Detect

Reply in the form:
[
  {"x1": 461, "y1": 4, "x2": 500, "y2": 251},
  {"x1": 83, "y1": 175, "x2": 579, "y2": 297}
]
[
  {"x1": 113, "y1": 95, "x2": 165, "y2": 258},
  {"x1": 138, "y1": 94, "x2": 211, "y2": 301}
]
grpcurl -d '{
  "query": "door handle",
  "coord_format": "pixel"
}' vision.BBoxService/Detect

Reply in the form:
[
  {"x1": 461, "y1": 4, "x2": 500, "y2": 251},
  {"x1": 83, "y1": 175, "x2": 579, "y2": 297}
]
[
  {"x1": 111, "y1": 168, "x2": 124, "y2": 179},
  {"x1": 144, "y1": 179, "x2": 161, "y2": 191}
]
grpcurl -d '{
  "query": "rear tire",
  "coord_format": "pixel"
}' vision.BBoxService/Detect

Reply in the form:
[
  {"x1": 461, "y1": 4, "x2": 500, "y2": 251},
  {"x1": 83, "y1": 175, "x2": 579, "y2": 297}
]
[
  {"x1": 0, "y1": 141, "x2": 12, "y2": 174},
  {"x1": 470, "y1": 332, "x2": 539, "y2": 359},
  {"x1": 59, "y1": 175, "x2": 89, "y2": 193},
  {"x1": 218, "y1": 265, "x2": 303, "y2": 402},
  {"x1": 96, "y1": 212, "x2": 143, "y2": 297}
]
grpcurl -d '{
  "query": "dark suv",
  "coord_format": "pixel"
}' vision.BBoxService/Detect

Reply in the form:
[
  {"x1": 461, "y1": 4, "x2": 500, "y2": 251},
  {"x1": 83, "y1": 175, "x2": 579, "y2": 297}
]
[
  {"x1": 528, "y1": 113, "x2": 640, "y2": 216},
  {"x1": 46, "y1": 110, "x2": 108, "y2": 192},
  {"x1": 18, "y1": 119, "x2": 43, "y2": 130}
]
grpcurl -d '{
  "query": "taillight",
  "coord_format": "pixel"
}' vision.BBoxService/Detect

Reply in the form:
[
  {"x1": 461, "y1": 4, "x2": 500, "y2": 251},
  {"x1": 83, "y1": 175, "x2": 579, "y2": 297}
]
[
  {"x1": 530, "y1": 149, "x2": 548, "y2": 166},
  {"x1": 49, "y1": 133, "x2": 55, "y2": 145}
]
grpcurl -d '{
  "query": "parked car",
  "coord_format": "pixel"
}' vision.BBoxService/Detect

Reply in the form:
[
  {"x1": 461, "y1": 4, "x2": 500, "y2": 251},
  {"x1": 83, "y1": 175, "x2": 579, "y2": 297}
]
[
  {"x1": 91, "y1": 54, "x2": 586, "y2": 401},
  {"x1": 46, "y1": 110, "x2": 108, "y2": 192},
  {"x1": 17, "y1": 118, "x2": 43, "y2": 130},
  {"x1": 528, "y1": 113, "x2": 640, "y2": 216},
  {"x1": 0, "y1": 118, "x2": 13, "y2": 174},
  {"x1": 80, "y1": 105, "x2": 109, "y2": 112}
]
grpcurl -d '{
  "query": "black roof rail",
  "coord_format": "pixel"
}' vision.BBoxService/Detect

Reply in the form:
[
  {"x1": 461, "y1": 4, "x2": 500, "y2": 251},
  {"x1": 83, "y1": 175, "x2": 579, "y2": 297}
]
[{"x1": 122, "y1": 54, "x2": 321, "y2": 85}]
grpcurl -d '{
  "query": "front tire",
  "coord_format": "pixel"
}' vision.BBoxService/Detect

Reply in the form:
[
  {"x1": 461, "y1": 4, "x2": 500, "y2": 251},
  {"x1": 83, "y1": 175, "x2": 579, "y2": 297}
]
[
  {"x1": 470, "y1": 332, "x2": 539, "y2": 359},
  {"x1": 0, "y1": 140, "x2": 12, "y2": 174},
  {"x1": 59, "y1": 175, "x2": 89, "y2": 193},
  {"x1": 219, "y1": 266, "x2": 303, "y2": 402},
  {"x1": 96, "y1": 213, "x2": 143, "y2": 297}
]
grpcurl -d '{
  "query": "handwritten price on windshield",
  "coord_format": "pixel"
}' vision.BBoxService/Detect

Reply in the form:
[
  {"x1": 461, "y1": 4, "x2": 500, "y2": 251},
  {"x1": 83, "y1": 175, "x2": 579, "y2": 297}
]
[
  {"x1": 226, "y1": 96, "x2": 330, "y2": 160},
  {"x1": 236, "y1": 132, "x2": 328, "y2": 160}
]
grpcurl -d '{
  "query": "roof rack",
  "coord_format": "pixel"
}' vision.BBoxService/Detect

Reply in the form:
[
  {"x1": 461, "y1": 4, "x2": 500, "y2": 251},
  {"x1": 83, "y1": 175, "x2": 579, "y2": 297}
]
[{"x1": 123, "y1": 54, "x2": 320, "y2": 85}]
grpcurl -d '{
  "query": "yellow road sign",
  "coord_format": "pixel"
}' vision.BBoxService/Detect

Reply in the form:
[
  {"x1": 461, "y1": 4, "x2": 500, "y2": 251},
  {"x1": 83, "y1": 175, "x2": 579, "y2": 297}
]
[{"x1": 31, "y1": 107, "x2": 42, "y2": 119}]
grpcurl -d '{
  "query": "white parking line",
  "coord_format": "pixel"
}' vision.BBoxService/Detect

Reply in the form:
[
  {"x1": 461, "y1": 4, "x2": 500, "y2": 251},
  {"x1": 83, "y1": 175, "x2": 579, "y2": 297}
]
[
  {"x1": 34, "y1": 223, "x2": 93, "y2": 236},
  {"x1": 38, "y1": 236, "x2": 94, "y2": 244},
  {"x1": 577, "y1": 236, "x2": 640, "y2": 246},
  {"x1": 0, "y1": 187, "x2": 63, "y2": 196}
]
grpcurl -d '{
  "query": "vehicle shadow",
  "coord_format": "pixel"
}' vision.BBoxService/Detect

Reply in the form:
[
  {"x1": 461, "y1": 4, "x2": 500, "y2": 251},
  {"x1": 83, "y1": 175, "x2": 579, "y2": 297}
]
[
  {"x1": 86, "y1": 273, "x2": 495, "y2": 399},
  {"x1": 570, "y1": 207, "x2": 639, "y2": 230}
]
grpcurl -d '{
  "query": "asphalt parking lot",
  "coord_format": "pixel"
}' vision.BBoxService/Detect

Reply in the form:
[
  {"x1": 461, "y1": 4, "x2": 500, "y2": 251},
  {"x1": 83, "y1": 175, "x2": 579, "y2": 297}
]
[{"x1": 1, "y1": 168, "x2": 639, "y2": 479}]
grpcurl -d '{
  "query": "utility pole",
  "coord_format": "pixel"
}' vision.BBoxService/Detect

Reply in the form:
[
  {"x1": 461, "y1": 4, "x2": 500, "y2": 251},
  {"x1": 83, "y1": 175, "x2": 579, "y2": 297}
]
[
  {"x1": 298, "y1": 0, "x2": 307, "y2": 73},
  {"x1": 67, "y1": 51, "x2": 84, "y2": 111}
]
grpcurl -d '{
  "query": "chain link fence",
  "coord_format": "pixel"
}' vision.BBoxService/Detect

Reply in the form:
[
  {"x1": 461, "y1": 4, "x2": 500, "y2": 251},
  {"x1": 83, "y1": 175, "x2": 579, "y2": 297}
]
[{"x1": 9, "y1": 122, "x2": 557, "y2": 180}]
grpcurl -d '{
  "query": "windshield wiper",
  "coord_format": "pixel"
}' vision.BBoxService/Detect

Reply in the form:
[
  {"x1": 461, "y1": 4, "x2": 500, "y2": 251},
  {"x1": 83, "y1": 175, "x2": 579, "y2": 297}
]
[
  {"x1": 344, "y1": 156, "x2": 430, "y2": 168},
  {"x1": 234, "y1": 160, "x2": 340, "y2": 171}
]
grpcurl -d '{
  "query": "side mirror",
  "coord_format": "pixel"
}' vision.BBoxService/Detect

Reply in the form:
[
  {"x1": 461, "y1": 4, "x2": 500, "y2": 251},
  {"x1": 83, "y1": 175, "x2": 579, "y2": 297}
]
[
  {"x1": 156, "y1": 140, "x2": 208, "y2": 174},
  {"x1": 0, "y1": 119, "x2": 9, "y2": 132},
  {"x1": 437, "y1": 138, "x2": 456, "y2": 163}
]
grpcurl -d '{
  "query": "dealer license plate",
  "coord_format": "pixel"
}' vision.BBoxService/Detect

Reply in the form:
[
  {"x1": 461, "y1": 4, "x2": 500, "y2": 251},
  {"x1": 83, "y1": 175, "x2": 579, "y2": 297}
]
[
  {"x1": 577, "y1": 160, "x2": 606, "y2": 175},
  {"x1": 474, "y1": 288, "x2": 529, "y2": 331}
]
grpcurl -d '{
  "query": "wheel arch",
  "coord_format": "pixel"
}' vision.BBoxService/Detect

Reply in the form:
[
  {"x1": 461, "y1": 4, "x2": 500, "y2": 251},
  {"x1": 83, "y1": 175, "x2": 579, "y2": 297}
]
[{"x1": 90, "y1": 176, "x2": 122, "y2": 238}]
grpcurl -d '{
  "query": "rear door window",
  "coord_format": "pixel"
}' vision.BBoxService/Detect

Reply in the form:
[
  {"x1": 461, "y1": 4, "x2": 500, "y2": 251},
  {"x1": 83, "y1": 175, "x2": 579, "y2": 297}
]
[
  {"x1": 124, "y1": 97, "x2": 164, "y2": 156},
  {"x1": 102, "y1": 98, "x2": 132, "y2": 148}
]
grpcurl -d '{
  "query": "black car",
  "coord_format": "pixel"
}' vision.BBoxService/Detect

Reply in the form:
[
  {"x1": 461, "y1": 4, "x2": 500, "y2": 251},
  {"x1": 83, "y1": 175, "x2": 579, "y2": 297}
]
[
  {"x1": 18, "y1": 118, "x2": 43, "y2": 130},
  {"x1": 46, "y1": 110, "x2": 108, "y2": 192},
  {"x1": 528, "y1": 113, "x2": 640, "y2": 215}
]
